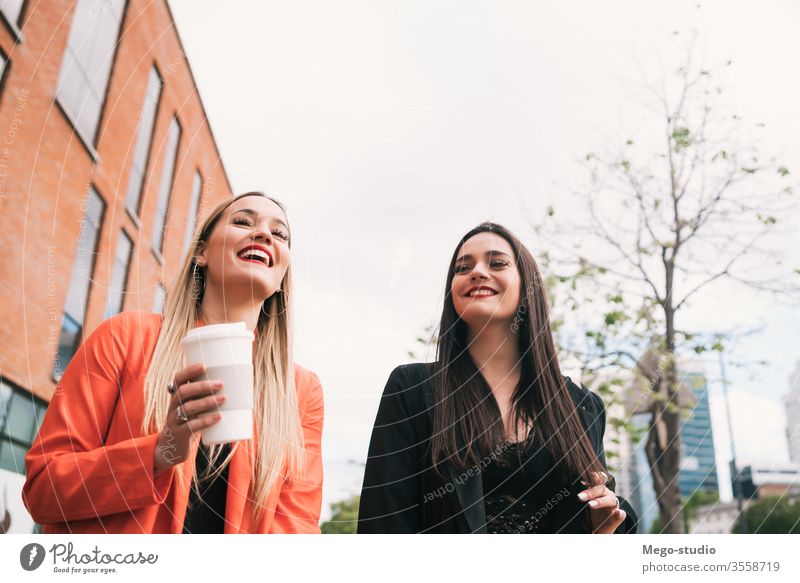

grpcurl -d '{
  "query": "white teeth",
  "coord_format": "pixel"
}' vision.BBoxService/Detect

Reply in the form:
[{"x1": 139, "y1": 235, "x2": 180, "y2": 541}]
[
  {"x1": 468, "y1": 289, "x2": 496, "y2": 297},
  {"x1": 238, "y1": 248, "x2": 270, "y2": 265}
]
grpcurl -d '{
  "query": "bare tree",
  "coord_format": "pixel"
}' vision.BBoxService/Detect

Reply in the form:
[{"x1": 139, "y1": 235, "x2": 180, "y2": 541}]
[{"x1": 532, "y1": 36, "x2": 798, "y2": 533}]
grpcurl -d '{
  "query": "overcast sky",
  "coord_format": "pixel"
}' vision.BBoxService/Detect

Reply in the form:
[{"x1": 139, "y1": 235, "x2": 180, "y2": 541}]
[{"x1": 168, "y1": 0, "x2": 800, "y2": 515}]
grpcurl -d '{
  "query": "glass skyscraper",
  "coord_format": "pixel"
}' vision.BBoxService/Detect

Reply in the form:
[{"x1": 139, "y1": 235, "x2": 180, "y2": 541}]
[{"x1": 627, "y1": 365, "x2": 720, "y2": 533}]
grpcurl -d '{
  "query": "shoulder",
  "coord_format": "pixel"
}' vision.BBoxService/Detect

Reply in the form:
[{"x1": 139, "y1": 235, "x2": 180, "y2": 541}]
[
  {"x1": 84, "y1": 311, "x2": 162, "y2": 346},
  {"x1": 563, "y1": 375, "x2": 605, "y2": 417},
  {"x1": 391, "y1": 362, "x2": 434, "y2": 384},
  {"x1": 102, "y1": 311, "x2": 163, "y2": 336},
  {"x1": 379, "y1": 362, "x2": 433, "y2": 414},
  {"x1": 385, "y1": 362, "x2": 434, "y2": 394},
  {"x1": 293, "y1": 362, "x2": 324, "y2": 412}
]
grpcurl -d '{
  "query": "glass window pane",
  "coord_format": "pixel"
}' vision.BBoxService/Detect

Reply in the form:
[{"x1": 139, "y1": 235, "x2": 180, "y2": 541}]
[
  {"x1": 63, "y1": 187, "x2": 104, "y2": 321},
  {"x1": 34, "y1": 402, "x2": 48, "y2": 436},
  {"x1": 0, "y1": 0, "x2": 25, "y2": 26},
  {"x1": 125, "y1": 67, "x2": 163, "y2": 216},
  {"x1": 183, "y1": 172, "x2": 203, "y2": 253},
  {"x1": 104, "y1": 231, "x2": 133, "y2": 318},
  {"x1": 56, "y1": 0, "x2": 125, "y2": 141},
  {"x1": 151, "y1": 117, "x2": 181, "y2": 253},
  {"x1": 5, "y1": 391, "x2": 35, "y2": 443},
  {"x1": 54, "y1": 313, "x2": 81, "y2": 381},
  {"x1": 153, "y1": 283, "x2": 165, "y2": 314},
  {"x1": 0, "y1": 438, "x2": 28, "y2": 474},
  {"x1": 0, "y1": 382, "x2": 11, "y2": 432}
]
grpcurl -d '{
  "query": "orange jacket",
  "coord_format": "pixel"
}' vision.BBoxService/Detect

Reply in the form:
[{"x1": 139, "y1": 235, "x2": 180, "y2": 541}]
[{"x1": 22, "y1": 311, "x2": 324, "y2": 533}]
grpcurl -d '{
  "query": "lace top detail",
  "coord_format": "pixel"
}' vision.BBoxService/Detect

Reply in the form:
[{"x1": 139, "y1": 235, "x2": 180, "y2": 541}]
[{"x1": 482, "y1": 432, "x2": 570, "y2": 534}]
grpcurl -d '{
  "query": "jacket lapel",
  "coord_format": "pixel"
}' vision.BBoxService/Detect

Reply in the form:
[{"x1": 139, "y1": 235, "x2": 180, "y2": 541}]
[{"x1": 422, "y1": 383, "x2": 487, "y2": 533}]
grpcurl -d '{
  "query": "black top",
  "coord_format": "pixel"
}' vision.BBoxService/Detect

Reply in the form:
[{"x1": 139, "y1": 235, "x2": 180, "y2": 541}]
[
  {"x1": 182, "y1": 443, "x2": 231, "y2": 534},
  {"x1": 482, "y1": 432, "x2": 571, "y2": 534},
  {"x1": 357, "y1": 363, "x2": 639, "y2": 534}
]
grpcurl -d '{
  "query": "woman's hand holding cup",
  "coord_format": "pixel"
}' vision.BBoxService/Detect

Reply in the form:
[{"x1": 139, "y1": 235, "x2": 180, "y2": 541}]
[{"x1": 153, "y1": 363, "x2": 224, "y2": 476}]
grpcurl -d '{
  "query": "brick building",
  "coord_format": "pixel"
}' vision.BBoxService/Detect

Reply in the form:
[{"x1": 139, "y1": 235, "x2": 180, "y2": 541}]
[{"x1": 0, "y1": 0, "x2": 232, "y2": 532}]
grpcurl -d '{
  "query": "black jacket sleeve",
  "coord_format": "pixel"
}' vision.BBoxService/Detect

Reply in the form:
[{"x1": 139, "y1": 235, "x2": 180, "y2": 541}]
[
  {"x1": 357, "y1": 366, "x2": 423, "y2": 533},
  {"x1": 588, "y1": 390, "x2": 639, "y2": 534}
]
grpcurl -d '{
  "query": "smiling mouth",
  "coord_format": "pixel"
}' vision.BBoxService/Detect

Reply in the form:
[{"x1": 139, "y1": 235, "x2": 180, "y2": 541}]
[
  {"x1": 466, "y1": 289, "x2": 498, "y2": 298},
  {"x1": 237, "y1": 249, "x2": 272, "y2": 267}
]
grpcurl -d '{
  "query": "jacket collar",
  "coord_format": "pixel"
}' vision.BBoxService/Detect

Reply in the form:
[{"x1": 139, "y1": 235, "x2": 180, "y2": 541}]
[{"x1": 422, "y1": 376, "x2": 593, "y2": 533}]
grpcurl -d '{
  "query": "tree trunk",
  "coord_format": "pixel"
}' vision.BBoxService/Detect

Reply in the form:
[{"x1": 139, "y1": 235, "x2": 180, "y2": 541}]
[
  {"x1": 645, "y1": 365, "x2": 684, "y2": 533},
  {"x1": 646, "y1": 280, "x2": 684, "y2": 533}
]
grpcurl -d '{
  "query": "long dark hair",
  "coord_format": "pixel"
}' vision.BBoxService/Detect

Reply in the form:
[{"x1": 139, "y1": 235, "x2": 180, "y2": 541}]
[{"x1": 430, "y1": 222, "x2": 606, "y2": 486}]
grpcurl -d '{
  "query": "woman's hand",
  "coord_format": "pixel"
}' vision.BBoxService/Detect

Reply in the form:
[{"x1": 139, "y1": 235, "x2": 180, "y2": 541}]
[
  {"x1": 153, "y1": 363, "x2": 225, "y2": 476},
  {"x1": 577, "y1": 471, "x2": 627, "y2": 534}
]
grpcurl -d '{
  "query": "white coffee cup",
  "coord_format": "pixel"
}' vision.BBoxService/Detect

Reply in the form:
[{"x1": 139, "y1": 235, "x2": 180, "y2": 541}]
[{"x1": 180, "y1": 322, "x2": 255, "y2": 445}]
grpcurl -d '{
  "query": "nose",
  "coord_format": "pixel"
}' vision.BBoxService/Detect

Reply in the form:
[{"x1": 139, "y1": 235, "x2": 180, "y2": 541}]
[
  {"x1": 251, "y1": 224, "x2": 272, "y2": 246},
  {"x1": 470, "y1": 262, "x2": 489, "y2": 280}
]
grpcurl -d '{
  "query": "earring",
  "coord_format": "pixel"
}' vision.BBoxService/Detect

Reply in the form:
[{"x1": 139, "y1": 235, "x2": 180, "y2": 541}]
[
  {"x1": 191, "y1": 262, "x2": 205, "y2": 299},
  {"x1": 260, "y1": 290, "x2": 288, "y2": 316}
]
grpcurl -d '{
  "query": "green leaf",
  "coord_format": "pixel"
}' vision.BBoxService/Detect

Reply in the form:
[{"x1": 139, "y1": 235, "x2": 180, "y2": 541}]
[
  {"x1": 672, "y1": 127, "x2": 692, "y2": 149},
  {"x1": 756, "y1": 213, "x2": 777, "y2": 225},
  {"x1": 778, "y1": 166, "x2": 790, "y2": 177},
  {"x1": 603, "y1": 311, "x2": 626, "y2": 326}
]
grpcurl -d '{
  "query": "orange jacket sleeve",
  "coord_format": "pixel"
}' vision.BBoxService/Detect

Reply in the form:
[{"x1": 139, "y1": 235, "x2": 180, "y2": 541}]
[
  {"x1": 22, "y1": 313, "x2": 176, "y2": 525},
  {"x1": 270, "y1": 372, "x2": 324, "y2": 533}
]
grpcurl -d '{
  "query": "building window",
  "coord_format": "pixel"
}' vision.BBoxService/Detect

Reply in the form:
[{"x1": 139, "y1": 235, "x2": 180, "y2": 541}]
[
  {"x1": 153, "y1": 283, "x2": 165, "y2": 314},
  {"x1": 55, "y1": 0, "x2": 125, "y2": 146},
  {"x1": 151, "y1": 116, "x2": 181, "y2": 254},
  {"x1": 104, "y1": 230, "x2": 133, "y2": 318},
  {"x1": 183, "y1": 171, "x2": 203, "y2": 253},
  {"x1": 125, "y1": 66, "x2": 163, "y2": 218},
  {"x1": 0, "y1": 0, "x2": 25, "y2": 29},
  {"x1": 0, "y1": 46, "x2": 8, "y2": 100},
  {"x1": 0, "y1": 379, "x2": 47, "y2": 475},
  {"x1": 53, "y1": 187, "x2": 105, "y2": 381}
]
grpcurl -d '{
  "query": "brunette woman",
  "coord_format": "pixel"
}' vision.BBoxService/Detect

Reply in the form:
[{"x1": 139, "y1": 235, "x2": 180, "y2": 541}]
[
  {"x1": 358, "y1": 222, "x2": 637, "y2": 534},
  {"x1": 23, "y1": 192, "x2": 324, "y2": 533}
]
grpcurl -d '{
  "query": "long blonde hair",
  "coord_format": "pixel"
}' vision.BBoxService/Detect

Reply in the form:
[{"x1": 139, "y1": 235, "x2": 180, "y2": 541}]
[{"x1": 142, "y1": 192, "x2": 303, "y2": 530}]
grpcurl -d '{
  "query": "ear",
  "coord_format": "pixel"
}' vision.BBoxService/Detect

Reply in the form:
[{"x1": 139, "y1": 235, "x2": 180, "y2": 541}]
[{"x1": 194, "y1": 243, "x2": 208, "y2": 267}]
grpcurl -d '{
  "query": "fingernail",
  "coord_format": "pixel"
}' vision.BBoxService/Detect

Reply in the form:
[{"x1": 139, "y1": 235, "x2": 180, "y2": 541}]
[
  {"x1": 577, "y1": 492, "x2": 588, "y2": 501},
  {"x1": 588, "y1": 500, "x2": 598, "y2": 508},
  {"x1": 214, "y1": 381, "x2": 224, "y2": 388}
]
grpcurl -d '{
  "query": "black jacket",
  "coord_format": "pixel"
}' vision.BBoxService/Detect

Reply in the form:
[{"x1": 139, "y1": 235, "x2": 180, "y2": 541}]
[{"x1": 357, "y1": 363, "x2": 638, "y2": 533}]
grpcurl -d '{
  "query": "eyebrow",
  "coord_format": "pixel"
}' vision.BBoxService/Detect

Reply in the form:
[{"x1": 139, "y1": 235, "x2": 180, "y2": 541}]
[
  {"x1": 232, "y1": 208, "x2": 290, "y2": 232},
  {"x1": 455, "y1": 250, "x2": 512, "y2": 263}
]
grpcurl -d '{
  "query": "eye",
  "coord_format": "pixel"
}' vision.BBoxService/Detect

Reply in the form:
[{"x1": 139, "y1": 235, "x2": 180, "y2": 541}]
[
  {"x1": 454, "y1": 264, "x2": 472, "y2": 274},
  {"x1": 272, "y1": 229, "x2": 290, "y2": 242},
  {"x1": 491, "y1": 260, "x2": 509, "y2": 268},
  {"x1": 233, "y1": 216, "x2": 253, "y2": 227}
]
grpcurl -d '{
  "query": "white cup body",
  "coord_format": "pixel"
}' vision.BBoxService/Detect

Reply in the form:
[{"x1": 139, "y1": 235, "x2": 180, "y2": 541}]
[{"x1": 180, "y1": 322, "x2": 255, "y2": 445}]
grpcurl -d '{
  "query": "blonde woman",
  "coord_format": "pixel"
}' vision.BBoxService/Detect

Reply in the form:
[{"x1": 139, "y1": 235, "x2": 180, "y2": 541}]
[{"x1": 23, "y1": 192, "x2": 324, "y2": 533}]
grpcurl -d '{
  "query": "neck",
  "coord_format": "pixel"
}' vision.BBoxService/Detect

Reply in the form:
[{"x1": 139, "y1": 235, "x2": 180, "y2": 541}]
[
  {"x1": 466, "y1": 320, "x2": 521, "y2": 380},
  {"x1": 198, "y1": 285, "x2": 262, "y2": 332}
]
